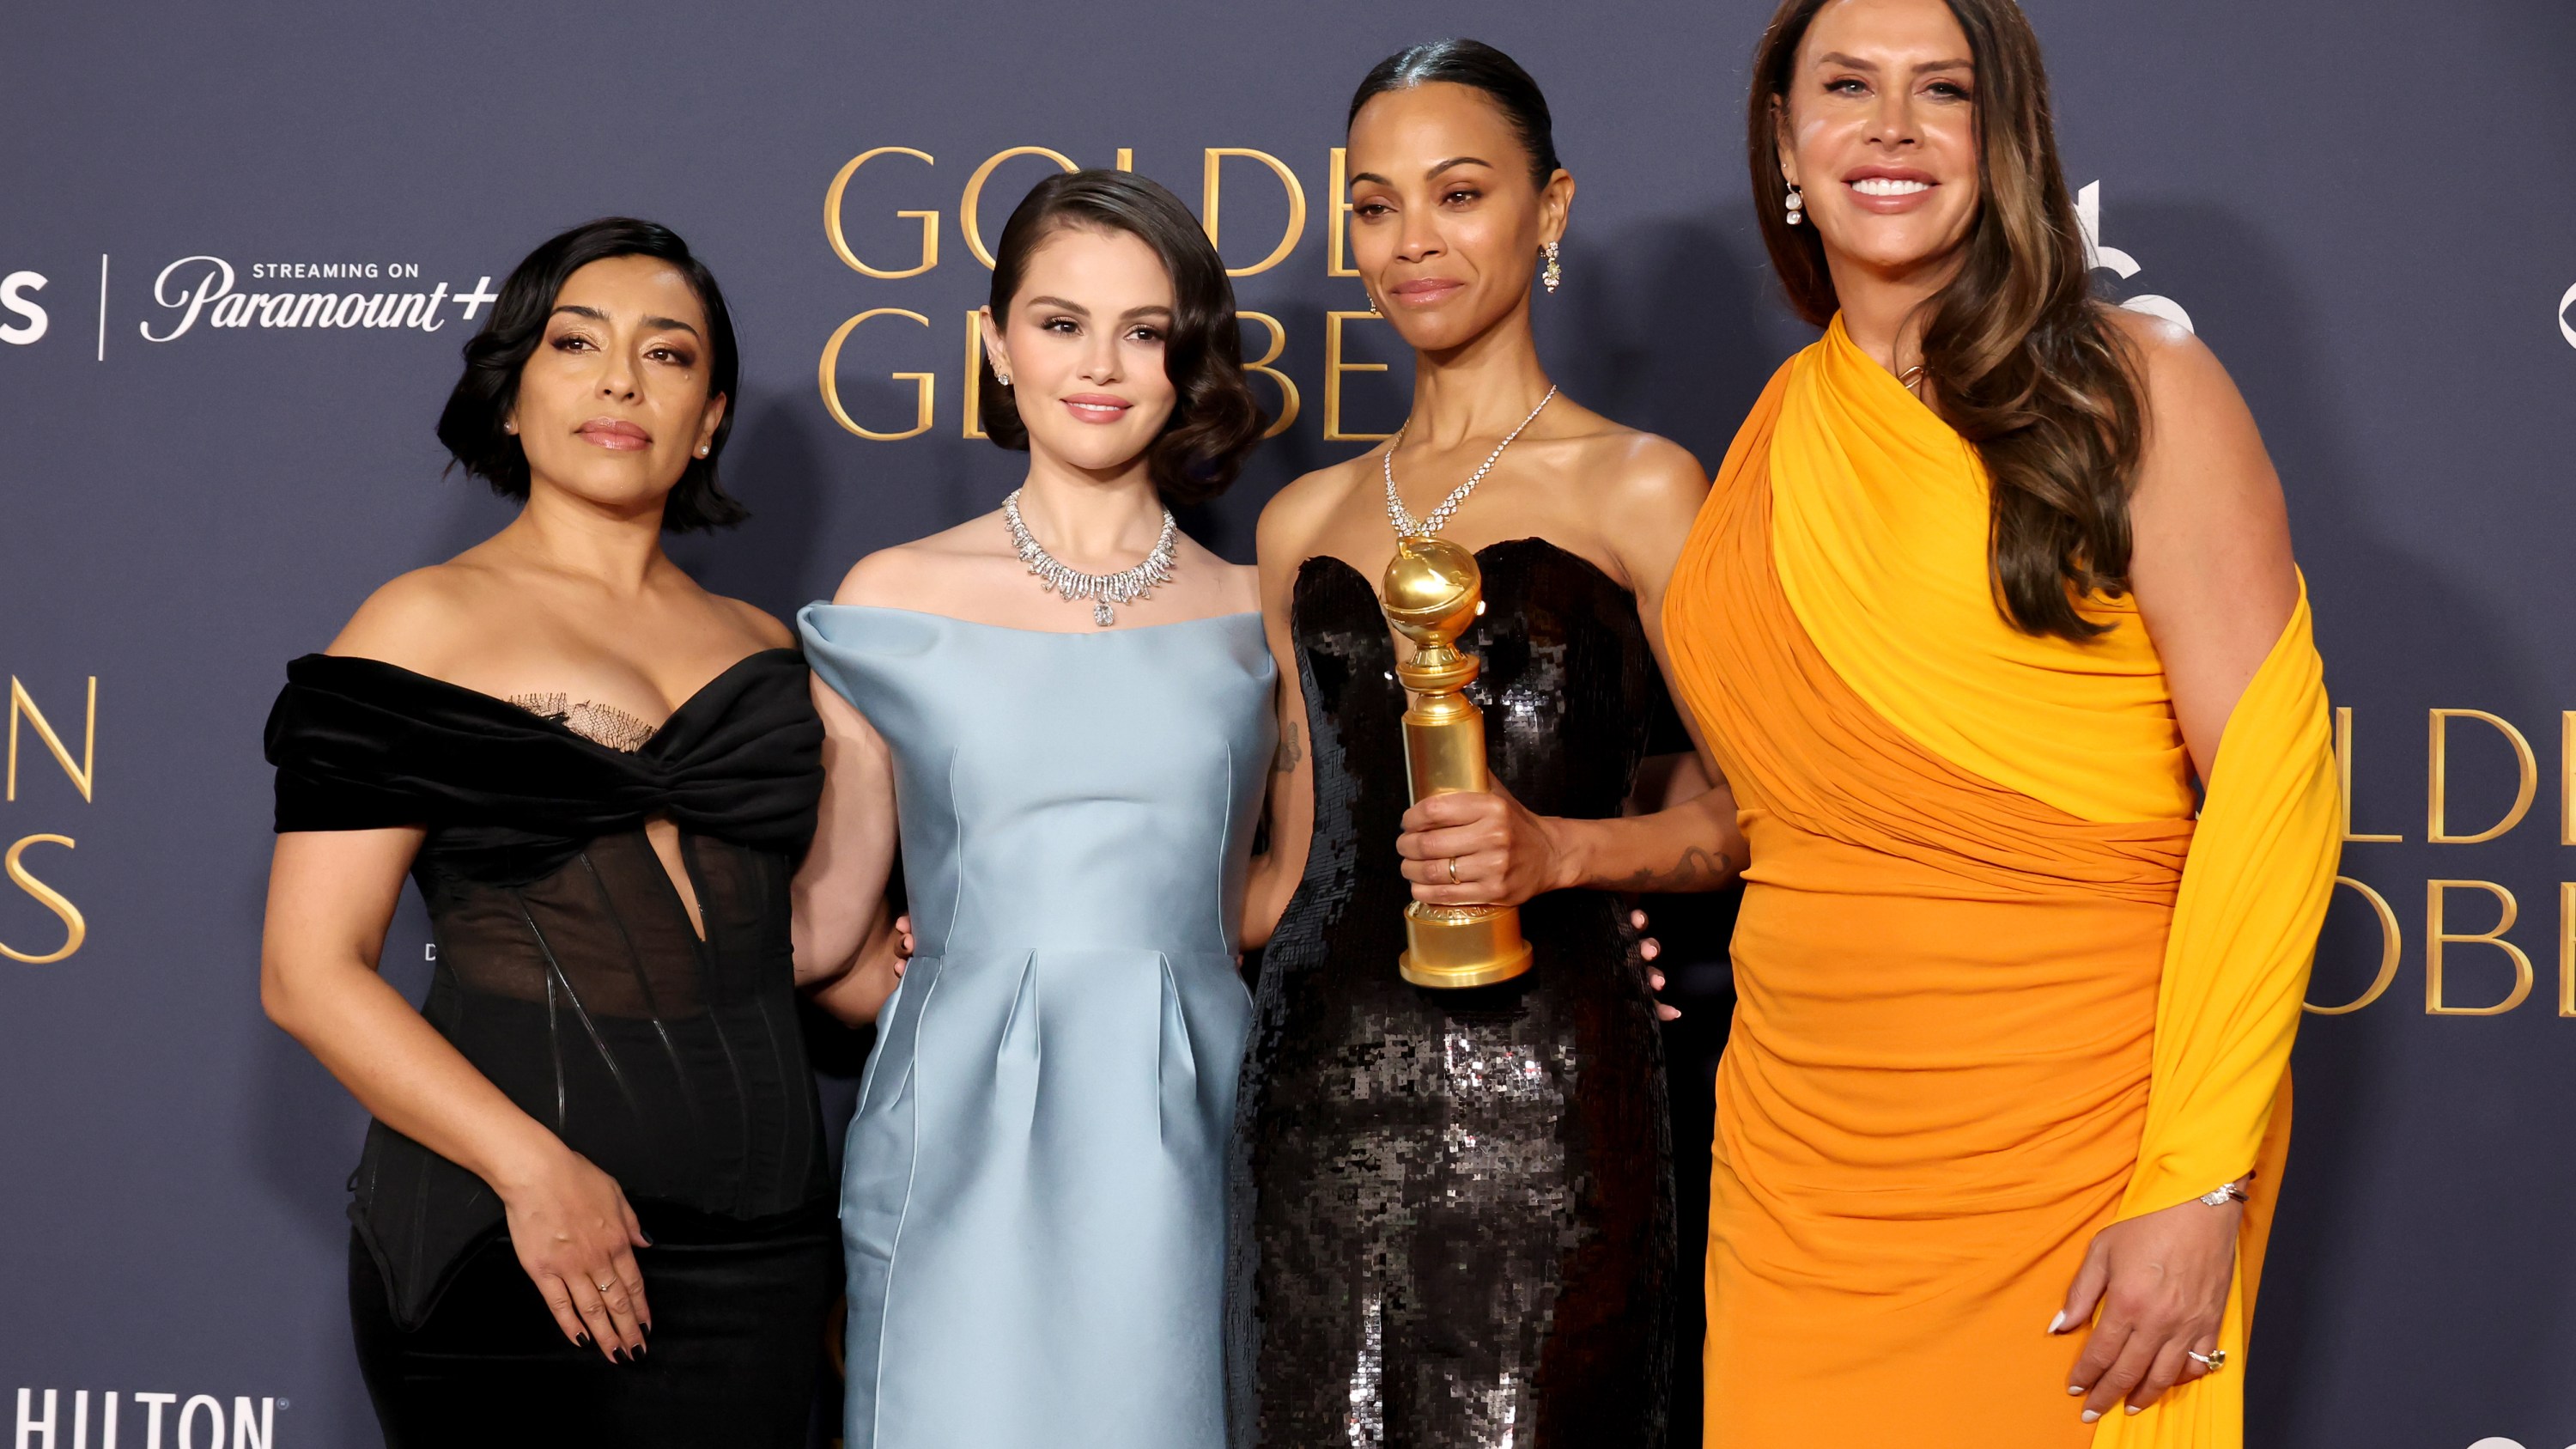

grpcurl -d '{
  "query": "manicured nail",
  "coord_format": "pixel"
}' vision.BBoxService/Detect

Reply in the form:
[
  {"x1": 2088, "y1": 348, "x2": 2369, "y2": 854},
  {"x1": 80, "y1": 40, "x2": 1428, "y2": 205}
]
[
  {"x1": 2081, "y1": 1410, "x2": 2100, "y2": 1423},
  {"x1": 2048, "y1": 1312, "x2": 2067, "y2": 1334},
  {"x1": 2125, "y1": 1404, "x2": 2142, "y2": 1416},
  {"x1": 2066, "y1": 1385, "x2": 2083, "y2": 1396}
]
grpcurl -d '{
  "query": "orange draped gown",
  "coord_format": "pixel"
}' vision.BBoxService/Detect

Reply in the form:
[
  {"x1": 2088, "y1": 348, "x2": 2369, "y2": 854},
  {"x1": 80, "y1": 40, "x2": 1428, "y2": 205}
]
[{"x1": 1663, "y1": 319, "x2": 2340, "y2": 1446}]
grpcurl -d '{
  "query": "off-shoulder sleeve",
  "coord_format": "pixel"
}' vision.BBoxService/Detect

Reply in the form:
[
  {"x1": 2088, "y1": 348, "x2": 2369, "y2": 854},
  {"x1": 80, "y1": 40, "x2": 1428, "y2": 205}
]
[{"x1": 264, "y1": 673, "x2": 441, "y2": 832}]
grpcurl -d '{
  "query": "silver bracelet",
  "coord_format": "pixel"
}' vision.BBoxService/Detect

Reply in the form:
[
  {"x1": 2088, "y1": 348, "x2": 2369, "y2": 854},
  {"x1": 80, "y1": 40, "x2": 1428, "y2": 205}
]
[{"x1": 2198, "y1": 1182, "x2": 2251, "y2": 1208}]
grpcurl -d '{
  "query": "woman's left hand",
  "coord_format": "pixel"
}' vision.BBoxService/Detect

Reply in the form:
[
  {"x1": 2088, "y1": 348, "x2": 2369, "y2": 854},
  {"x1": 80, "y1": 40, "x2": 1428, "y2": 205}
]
[
  {"x1": 2054, "y1": 1188, "x2": 2243, "y2": 1422},
  {"x1": 1397, "y1": 782, "x2": 1567, "y2": 910}
]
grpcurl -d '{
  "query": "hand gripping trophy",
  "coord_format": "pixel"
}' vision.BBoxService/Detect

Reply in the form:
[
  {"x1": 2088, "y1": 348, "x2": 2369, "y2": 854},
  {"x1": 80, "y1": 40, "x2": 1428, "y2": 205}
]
[{"x1": 1378, "y1": 536, "x2": 1534, "y2": 988}]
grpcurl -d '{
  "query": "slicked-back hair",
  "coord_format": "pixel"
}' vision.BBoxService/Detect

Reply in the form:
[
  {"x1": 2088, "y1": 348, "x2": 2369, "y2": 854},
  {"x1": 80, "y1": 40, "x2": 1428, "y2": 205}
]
[
  {"x1": 1350, "y1": 38, "x2": 1562, "y2": 188},
  {"x1": 978, "y1": 171, "x2": 1267, "y2": 507},
  {"x1": 1751, "y1": 0, "x2": 2148, "y2": 640},
  {"x1": 435, "y1": 217, "x2": 747, "y2": 533}
]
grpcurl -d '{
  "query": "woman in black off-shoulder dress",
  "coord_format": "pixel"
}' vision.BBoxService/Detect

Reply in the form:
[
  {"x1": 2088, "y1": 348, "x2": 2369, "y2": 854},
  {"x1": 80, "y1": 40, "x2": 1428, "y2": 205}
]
[
  {"x1": 260, "y1": 219, "x2": 839, "y2": 1447},
  {"x1": 1230, "y1": 43, "x2": 1747, "y2": 1449}
]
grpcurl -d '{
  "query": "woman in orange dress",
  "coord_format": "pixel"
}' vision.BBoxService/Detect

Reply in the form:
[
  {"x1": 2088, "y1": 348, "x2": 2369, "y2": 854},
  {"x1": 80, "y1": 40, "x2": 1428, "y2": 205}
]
[{"x1": 1662, "y1": 0, "x2": 2342, "y2": 1443}]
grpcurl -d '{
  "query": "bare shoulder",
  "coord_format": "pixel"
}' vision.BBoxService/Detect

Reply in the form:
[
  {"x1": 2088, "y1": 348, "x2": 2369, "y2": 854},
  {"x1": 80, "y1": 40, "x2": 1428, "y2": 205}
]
[
  {"x1": 2104, "y1": 307, "x2": 2245, "y2": 430},
  {"x1": 324, "y1": 563, "x2": 489, "y2": 673},
  {"x1": 709, "y1": 594, "x2": 795, "y2": 649},
  {"x1": 830, "y1": 511, "x2": 1006, "y2": 607},
  {"x1": 1255, "y1": 455, "x2": 1370, "y2": 564},
  {"x1": 1595, "y1": 427, "x2": 1710, "y2": 517}
]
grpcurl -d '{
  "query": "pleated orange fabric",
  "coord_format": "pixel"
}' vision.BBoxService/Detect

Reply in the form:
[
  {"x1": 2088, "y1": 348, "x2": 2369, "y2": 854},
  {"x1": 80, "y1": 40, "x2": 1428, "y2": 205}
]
[{"x1": 1664, "y1": 322, "x2": 2337, "y2": 1447}]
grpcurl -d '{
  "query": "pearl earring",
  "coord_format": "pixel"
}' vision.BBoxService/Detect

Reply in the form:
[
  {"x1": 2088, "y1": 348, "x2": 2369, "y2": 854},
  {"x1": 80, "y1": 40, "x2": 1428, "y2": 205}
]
[
  {"x1": 503, "y1": 422, "x2": 518, "y2": 435},
  {"x1": 996, "y1": 372, "x2": 1012, "y2": 387},
  {"x1": 1784, "y1": 184, "x2": 1806, "y2": 226},
  {"x1": 695, "y1": 445, "x2": 708, "y2": 458},
  {"x1": 1541, "y1": 241, "x2": 1562, "y2": 294}
]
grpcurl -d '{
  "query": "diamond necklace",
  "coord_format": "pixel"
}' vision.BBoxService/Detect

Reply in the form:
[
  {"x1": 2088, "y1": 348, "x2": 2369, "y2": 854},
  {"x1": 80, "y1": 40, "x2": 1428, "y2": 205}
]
[
  {"x1": 1382, "y1": 385, "x2": 1558, "y2": 538},
  {"x1": 1001, "y1": 488, "x2": 1178, "y2": 627}
]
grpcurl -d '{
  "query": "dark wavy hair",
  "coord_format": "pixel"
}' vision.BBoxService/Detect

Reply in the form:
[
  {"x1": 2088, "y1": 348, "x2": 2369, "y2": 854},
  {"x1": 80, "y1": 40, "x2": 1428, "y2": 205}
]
[
  {"x1": 435, "y1": 217, "x2": 746, "y2": 532},
  {"x1": 1349, "y1": 39, "x2": 1561, "y2": 189},
  {"x1": 978, "y1": 171, "x2": 1267, "y2": 506},
  {"x1": 1750, "y1": 0, "x2": 2147, "y2": 640}
]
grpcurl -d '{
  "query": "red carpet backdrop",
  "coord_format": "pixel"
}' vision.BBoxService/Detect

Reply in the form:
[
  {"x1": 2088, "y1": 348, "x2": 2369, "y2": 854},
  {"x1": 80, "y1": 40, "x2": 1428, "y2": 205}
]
[{"x1": 3, "y1": 1, "x2": 2572, "y2": 1444}]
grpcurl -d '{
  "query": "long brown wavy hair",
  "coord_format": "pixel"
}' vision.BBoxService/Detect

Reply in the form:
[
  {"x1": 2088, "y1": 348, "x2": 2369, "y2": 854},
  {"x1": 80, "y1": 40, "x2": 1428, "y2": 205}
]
[{"x1": 1748, "y1": 0, "x2": 2145, "y2": 640}]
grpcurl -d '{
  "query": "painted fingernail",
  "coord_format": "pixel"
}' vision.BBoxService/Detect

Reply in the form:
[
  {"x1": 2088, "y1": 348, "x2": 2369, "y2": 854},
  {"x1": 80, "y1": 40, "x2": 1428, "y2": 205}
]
[
  {"x1": 2081, "y1": 1410, "x2": 2100, "y2": 1423},
  {"x1": 2066, "y1": 1385, "x2": 2083, "y2": 1396},
  {"x1": 2125, "y1": 1404, "x2": 2143, "y2": 1416},
  {"x1": 2048, "y1": 1312, "x2": 2067, "y2": 1334}
]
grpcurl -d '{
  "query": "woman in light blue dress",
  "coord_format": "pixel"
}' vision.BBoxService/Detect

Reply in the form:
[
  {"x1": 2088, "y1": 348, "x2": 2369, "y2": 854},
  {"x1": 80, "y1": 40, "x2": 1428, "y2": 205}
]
[{"x1": 789, "y1": 170, "x2": 1275, "y2": 1449}]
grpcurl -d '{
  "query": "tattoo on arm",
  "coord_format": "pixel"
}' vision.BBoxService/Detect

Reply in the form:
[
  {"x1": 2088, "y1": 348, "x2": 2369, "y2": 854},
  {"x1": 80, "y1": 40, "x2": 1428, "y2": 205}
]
[
  {"x1": 1605, "y1": 845, "x2": 1733, "y2": 892},
  {"x1": 1274, "y1": 717, "x2": 1304, "y2": 774}
]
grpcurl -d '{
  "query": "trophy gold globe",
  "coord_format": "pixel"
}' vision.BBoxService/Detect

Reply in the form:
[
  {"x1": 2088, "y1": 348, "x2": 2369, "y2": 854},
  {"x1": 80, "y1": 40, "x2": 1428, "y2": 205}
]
[{"x1": 1379, "y1": 537, "x2": 1534, "y2": 989}]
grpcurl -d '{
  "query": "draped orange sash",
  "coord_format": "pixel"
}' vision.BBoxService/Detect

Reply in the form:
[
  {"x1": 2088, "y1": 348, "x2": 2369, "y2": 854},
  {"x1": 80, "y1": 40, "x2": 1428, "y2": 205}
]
[{"x1": 1664, "y1": 320, "x2": 2339, "y2": 1447}]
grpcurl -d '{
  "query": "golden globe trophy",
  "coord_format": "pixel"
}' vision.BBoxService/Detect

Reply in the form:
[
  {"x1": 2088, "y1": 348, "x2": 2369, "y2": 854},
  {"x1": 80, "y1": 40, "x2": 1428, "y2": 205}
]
[{"x1": 1379, "y1": 537, "x2": 1534, "y2": 989}]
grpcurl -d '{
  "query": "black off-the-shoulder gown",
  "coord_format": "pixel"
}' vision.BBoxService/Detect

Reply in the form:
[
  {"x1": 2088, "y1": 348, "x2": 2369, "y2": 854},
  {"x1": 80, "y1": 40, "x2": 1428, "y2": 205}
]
[
  {"x1": 264, "y1": 649, "x2": 837, "y2": 1448},
  {"x1": 1234, "y1": 539, "x2": 1683, "y2": 1449}
]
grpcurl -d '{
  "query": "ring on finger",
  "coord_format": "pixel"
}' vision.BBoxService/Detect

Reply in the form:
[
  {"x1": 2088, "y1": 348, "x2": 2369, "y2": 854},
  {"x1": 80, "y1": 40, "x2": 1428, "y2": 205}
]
[
  {"x1": 594, "y1": 1278, "x2": 618, "y2": 1294},
  {"x1": 1446, "y1": 856, "x2": 1460, "y2": 885},
  {"x1": 2184, "y1": 1349, "x2": 2226, "y2": 1373}
]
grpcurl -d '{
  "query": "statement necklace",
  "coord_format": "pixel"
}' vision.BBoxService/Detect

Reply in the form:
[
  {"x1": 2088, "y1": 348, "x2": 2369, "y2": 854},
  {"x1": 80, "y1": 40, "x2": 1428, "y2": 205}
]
[
  {"x1": 1382, "y1": 386, "x2": 1558, "y2": 538},
  {"x1": 1002, "y1": 488, "x2": 1177, "y2": 627}
]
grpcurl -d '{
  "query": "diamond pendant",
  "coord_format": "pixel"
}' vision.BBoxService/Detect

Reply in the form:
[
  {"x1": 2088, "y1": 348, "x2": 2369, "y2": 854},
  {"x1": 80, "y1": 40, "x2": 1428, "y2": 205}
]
[{"x1": 1093, "y1": 600, "x2": 1115, "y2": 627}]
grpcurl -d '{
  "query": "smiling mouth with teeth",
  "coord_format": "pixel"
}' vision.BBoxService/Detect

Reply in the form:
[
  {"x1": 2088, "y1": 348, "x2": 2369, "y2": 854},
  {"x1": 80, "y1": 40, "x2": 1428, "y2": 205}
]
[{"x1": 1851, "y1": 178, "x2": 1933, "y2": 196}]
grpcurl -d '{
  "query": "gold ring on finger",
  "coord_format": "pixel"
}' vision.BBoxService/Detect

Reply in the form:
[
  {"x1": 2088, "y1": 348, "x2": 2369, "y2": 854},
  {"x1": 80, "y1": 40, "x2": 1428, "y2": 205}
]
[
  {"x1": 1447, "y1": 856, "x2": 1460, "y2": 885},
  {"x1": 594, "y1": 1279, "x2": 618, "y2": 1294},
  {"x1": 2184, "y1": 1349, "x2": 2225, "y2": 1373}
]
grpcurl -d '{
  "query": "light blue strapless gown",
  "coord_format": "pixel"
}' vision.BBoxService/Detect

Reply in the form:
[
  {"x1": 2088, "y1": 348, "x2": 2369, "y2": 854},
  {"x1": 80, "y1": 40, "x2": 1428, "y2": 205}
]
[{"x1": 799, "y1": 605, "x2": 1274, "y2": 1449}]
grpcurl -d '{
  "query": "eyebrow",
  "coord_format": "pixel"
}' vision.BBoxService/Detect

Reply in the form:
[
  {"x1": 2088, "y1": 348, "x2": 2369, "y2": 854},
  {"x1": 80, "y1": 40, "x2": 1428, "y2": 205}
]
[
  {"x1": 1347, "y1": 155, "x2": 1495, "y2": 190},
  {"x1": 548, "y1": 303, "x2": 702, "y2": 338},
  {"x1": 1024, "y1": 295, "x2": 1174, "y2": 321},
  {"x1": 1814, "y1": 51, "x2": 1973, "y2": 74}
]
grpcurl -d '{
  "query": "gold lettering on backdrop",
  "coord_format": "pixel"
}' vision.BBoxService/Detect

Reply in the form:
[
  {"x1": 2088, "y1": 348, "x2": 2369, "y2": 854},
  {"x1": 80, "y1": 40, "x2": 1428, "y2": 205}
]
[
  {"x1": 819, "y1": 309, "x2": 934, "y2": 441},
  {"x1": 1238, "y1": 312, "x2": 1300, "y2": 438},
  {"x1": 1327, "y1": 148, "x2": 1359, "y2": 277},
  {"x1": 8, "y1": 677, "x2": 95, "y2": 803},
  {"x1": 2306, "y1": 875, "x2": 2403, "y2": 1014},
  {"x1": 2563, "y1": 711, "x2": 2574, "y2": 846},
  {"x1": 1324, "y1": 311, "x2": 1394, "y2": 441},
  {"x1": 1201, "y1": 149, "x2": 1308, "y2": 277},
  {"x1": 825, "y1": 147, "x2": 939, "y2": 280},
  {"x1": 2427, "y1": 709, "x2": 2537, "y2": 843},
  {"x1": 1115, "y1": 149, "x2": 1134, "y2": 173},
  {"x1": 2335, "y1": 707, "x2": 2402, "y2": 842},
  {"x1": 0, "y1": 833, "x2": 85, "y2": 965},
  {"x1": 2424, "y1": 879, "x2": 2532, "y2": 1015},
  {"x1": 962, "y1": 147, "x2": 1081, "y2": 270},
  {"x1": 2562, "y1": 881, "x2": 2576, "y2": 1017},
  {"x1": 963, "y1": 311, "x2": 990, "y2": 441}
]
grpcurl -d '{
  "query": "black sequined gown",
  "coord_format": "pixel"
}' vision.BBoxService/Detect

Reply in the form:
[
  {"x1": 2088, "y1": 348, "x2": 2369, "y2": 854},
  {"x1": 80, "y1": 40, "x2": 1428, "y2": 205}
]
[{"x1": 1235, "y1": 539, "x2": 1680, "y2": 1449}]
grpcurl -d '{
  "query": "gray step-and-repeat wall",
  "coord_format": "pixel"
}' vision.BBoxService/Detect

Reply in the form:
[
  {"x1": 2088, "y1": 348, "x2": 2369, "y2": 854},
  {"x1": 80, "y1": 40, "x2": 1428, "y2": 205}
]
[{"x1": 4, "y1": 2, "x2": 2571, "y2": 1445}]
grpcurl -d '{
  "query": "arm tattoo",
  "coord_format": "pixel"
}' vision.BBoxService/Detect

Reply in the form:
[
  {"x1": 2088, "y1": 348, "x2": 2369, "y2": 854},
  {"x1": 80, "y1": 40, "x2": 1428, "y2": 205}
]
[
  {"x1": 1273, "y1": 717, "x2": 1304, "y2": 774},
  {"x1": 1604, "y1": 844, "x2": 1734, "y2": 893}
]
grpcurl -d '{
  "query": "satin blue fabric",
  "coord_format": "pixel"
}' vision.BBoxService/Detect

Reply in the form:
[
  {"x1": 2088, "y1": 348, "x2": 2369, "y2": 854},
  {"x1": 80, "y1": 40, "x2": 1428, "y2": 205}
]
[{"x1": 799, "y1": 605, "x2": 1274, "y2": 1449}]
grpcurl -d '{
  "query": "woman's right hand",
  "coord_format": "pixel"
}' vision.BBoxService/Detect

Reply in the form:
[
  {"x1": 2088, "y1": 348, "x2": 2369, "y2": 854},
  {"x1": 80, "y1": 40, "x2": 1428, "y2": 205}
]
[{"x1": 498, "y1": 1145, "x2": 653, "y2": 1361}]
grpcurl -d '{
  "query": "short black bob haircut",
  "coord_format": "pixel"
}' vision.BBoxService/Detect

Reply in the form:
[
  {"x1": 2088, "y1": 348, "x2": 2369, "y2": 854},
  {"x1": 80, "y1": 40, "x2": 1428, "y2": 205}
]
[
  {"x1": 435, "y1": 217, "x2": 746, "y2": 533},
  {"x1": 1350, "y1": 39, "x2": 1562, "y2": 189},
  {"x1": 978, "y1": 171, "x2": 1267, "y2": 507}
]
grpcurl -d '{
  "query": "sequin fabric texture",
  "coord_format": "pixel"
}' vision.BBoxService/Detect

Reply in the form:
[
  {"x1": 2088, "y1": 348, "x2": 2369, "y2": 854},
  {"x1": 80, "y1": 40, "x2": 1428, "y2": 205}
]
[{"x1": 1233, "y1": 539, "x2": 1682, "y2": 1449}]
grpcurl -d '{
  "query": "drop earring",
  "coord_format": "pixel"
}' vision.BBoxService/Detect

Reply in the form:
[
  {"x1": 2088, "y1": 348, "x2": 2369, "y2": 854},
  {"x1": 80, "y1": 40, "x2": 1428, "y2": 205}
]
[
  {"x1": 1541, "y1": 241, "x2": 1562, "y2": 294},
  {"x1": 1366, "y1": 289, "x2": 1380, "y2": 317},
  {"x1": 1784, "y1": 184, "x2": 1806, "y2": 226}
]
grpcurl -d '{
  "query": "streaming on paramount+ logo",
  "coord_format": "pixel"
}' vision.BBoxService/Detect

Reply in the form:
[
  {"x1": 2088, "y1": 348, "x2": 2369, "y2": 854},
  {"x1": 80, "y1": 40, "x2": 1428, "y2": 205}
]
[
  {"x1": 139, "y1": 256, "x2": 498, "y2": 341},
  {"x1": 13, "y1": 1388, "x2": 282, "y2": 1449}
]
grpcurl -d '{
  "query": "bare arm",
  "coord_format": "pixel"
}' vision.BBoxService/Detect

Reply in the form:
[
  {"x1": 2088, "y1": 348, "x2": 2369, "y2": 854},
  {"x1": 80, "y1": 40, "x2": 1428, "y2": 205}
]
[
  {"x1": 2057, "y1": 313, "x2": 2299, "y2": 1421},
  {"x1": 791, "y1": 563, "x2": 906, "y2": 1021},
  {"x1": 262, "y1": 829, "x2": 651, "y2": 1360},
  {"x1": 1239, "y1": 477, "x2": 1340, "y2": 951}
]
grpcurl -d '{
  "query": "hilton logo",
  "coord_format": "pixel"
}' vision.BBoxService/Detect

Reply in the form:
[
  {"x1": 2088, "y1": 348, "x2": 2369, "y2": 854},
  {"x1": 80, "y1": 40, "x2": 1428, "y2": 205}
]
[
  {"x1": 2075, "y1": 180, "x2": 2193, "y2": 334},
  {"x1": 13, "y1": 1389, "x2": 280, "y2": 1449}
]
